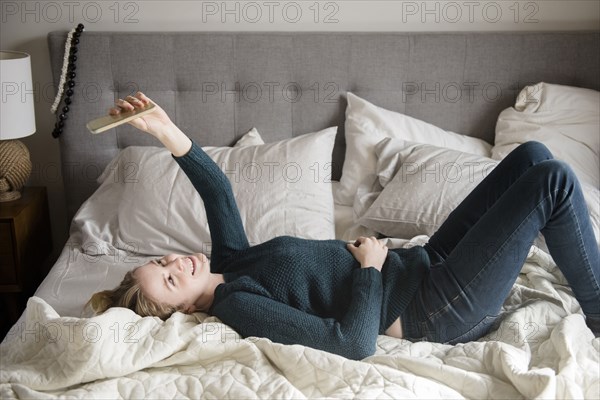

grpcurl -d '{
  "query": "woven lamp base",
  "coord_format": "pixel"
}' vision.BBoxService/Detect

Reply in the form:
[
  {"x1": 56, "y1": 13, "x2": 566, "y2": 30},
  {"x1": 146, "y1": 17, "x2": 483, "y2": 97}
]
[
  {"x1": 0, "y1": 189, "x2": 21, "y2": 202},
  {"x1": 0, "y1": 140, "x2": 32, "y2": 202}
]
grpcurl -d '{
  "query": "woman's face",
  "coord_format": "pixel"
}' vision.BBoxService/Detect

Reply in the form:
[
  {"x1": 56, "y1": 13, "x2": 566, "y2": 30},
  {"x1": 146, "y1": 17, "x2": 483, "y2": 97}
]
[{"x1": 133, "y1": 253, "x2": 211, "y2": 312}]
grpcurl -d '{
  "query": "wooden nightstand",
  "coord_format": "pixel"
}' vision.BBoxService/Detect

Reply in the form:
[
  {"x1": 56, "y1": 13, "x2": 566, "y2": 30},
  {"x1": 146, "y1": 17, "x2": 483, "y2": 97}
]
[{"x1": 0, "y1": 186, "x2": 52, "y2": 340}]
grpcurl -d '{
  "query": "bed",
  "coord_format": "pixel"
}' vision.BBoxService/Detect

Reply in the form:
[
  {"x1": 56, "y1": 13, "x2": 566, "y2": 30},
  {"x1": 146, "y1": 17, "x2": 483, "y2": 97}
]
[{"x1": 1, "y1": 31, "x2": 599, "y2": 399}]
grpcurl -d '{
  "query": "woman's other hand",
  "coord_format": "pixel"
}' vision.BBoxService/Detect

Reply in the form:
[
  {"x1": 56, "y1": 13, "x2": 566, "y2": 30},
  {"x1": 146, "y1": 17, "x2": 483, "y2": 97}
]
[
  {"x1": 109, "y1": 92, "x2": 174, "y2": 138},
  {"x1": 346, "y1": 236, "x2": 388, "y2": 272}
]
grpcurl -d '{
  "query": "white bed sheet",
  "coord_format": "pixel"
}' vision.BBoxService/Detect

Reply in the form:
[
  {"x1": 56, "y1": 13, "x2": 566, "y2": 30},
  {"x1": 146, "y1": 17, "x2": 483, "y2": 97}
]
[
  {"x1": 29, "y1": 245, "x2": 157, "y2": 318},
  {"x1": 2, "y1": 236, "x2": 599, "y2": 399},
  {"x1": 2, "y1": 183, "x2": 599, "y2": 399}
]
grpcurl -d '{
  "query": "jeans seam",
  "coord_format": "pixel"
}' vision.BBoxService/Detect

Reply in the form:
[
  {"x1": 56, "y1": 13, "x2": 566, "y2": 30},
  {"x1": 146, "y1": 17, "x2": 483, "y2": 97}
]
[
  {"x1": 446, "y1": 315, "x2": 497, "y2": 344},
  {"x1": 427, "y1": 190, "x2": 552, "y2": 321},
  {"x1": 566, "y1": 191, "x2": 600, "y2": 306}
]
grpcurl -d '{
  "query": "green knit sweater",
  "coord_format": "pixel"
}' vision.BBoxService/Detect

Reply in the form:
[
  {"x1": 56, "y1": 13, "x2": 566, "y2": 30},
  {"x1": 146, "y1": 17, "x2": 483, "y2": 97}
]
[{"x1": 172, "y1": 140, "x2": 429, "y2": 360}]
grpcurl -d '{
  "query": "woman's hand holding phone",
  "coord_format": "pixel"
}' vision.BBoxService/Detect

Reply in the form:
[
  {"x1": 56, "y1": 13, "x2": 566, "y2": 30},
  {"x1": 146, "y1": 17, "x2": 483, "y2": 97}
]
[
  {"x1": 106, "y1": 92, "x2": 192, "y2": 156},
  {"x1": 87, "y1": 92, "x2": 175, "y2": 138},
  {"x1": 107, "y1": 92, "x2": 174, "y2": 138}
]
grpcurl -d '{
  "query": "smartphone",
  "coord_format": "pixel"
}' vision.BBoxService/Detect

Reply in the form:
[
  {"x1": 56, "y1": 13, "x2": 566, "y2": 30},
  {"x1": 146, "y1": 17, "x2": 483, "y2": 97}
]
[{"x1": 86, "y1": 101, "x2": 156, "y2": 134}]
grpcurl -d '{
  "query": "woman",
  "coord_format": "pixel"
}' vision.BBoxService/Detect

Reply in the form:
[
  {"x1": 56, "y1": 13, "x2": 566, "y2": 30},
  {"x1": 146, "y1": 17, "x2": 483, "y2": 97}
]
[{"x1": 89, "y1": 92, "x2": 600, "y2": 360}]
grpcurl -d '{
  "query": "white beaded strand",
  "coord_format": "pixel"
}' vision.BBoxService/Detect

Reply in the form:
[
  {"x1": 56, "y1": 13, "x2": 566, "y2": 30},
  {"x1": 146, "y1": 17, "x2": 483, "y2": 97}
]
[
  {"x1": 51, "y1": 23, "x2": 84, "y2": 138},
  {"x1": 50, "y1": 27, "x2": 76, "y2": 114}
]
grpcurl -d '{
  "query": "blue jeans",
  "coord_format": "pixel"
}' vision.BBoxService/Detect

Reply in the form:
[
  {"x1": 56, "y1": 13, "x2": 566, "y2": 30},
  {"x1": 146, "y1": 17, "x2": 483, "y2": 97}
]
[{"x1": 400, "y1": 141, "x2": 600, "y2": 343}]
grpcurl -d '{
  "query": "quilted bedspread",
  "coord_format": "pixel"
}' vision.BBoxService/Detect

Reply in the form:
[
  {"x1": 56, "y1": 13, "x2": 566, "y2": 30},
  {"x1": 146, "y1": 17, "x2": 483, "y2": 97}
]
[{"x1": 1, "y1": 242, "x2": 599, "y2": 399}]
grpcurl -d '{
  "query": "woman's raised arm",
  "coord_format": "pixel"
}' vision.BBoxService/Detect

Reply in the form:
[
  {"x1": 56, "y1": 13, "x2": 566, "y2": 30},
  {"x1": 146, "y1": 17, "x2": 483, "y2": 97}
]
[{"x1": 109, "y1": 92, "x2": 250, "y2": 267}]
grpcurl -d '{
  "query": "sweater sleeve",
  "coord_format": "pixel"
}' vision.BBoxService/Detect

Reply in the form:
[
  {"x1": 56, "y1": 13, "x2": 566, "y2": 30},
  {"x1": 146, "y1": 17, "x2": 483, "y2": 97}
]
[
  {"x1": 171, "y1": 140, "x2": 249, "y2": 268},
  {"x1": 211, "y1": 267, "x2": 383, "y2": 360}
]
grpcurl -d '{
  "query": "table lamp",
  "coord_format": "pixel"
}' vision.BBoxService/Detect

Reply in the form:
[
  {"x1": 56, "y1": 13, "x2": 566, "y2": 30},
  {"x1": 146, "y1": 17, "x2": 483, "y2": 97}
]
[{"x1": 0, "y1": 51, "x2": 36, "y2": 202}]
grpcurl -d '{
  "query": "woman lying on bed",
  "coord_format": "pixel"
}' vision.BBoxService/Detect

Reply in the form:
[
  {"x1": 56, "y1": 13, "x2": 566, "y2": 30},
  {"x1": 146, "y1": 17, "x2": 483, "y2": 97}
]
[{"x1": 88, "y1": 92, "x2": 600, "y2": 360}]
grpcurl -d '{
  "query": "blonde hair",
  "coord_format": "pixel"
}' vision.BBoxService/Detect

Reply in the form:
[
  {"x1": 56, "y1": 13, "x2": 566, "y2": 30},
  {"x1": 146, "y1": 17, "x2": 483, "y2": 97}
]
[{"x1": 86, "y1": 268, "x2": 181, "y2": 320}]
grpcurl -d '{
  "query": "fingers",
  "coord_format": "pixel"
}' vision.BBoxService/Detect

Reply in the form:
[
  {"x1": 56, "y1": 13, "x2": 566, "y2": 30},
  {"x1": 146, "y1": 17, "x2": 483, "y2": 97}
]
[
  {"x1": 346, "y1": 242, "x2": 355, "y2": 253},
  {"x1": 346, "y1": 236, "x2": 388, "y2": 272},
  {"x1": 109, "y1": 98, "x2": 135, "y2": 115},
  {"x1": 353, "y1": 236, "x2": 367, "y2": 246},
  {"x1": 352, "y1": 236, "x2": 386, "y2": 248},
  {"x1": 134, "y1": 91, "x2": 151, "y2": 103},
  {"x1": 108, "y1": 91, "x2": 150, "y2": 115}
]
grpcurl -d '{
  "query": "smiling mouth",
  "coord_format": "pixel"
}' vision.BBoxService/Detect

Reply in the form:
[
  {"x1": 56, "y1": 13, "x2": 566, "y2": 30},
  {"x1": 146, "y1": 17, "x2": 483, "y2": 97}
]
[{"x1": 187, "y1": 256, "x2": 196, "y2": 276}]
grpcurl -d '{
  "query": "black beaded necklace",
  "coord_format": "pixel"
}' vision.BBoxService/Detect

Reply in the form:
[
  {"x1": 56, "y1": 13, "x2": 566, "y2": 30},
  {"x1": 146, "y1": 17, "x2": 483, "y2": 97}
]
[{"x1": 51, "y1": 23, "x2": 84, "y2": 139}]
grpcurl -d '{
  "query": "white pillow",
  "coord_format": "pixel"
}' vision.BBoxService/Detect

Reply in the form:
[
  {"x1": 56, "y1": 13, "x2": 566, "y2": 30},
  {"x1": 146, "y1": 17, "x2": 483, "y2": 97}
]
[
  {"x1": 337, "y1": 92, "x2": 493, "y2": 206},
  {"x1": 71, "y1": 127, "x2": 337, "y2": 257},
  {"x1": 493, "y1": 82, "x2": 600, "y2": 188},
  {"x1": 231, "y1": 126, "x2": 263, "y2": 147},
  {"x1": 513, "y1": 81, "x2": 600, "y2": 113},
  {"x1": 357, "y1": 140, "x2": 497, "y2": 239}
]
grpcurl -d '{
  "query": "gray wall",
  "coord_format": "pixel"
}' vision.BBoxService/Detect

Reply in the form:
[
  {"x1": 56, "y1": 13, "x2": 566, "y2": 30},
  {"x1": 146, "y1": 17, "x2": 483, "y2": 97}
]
[{"x1": 1, "y1": 0, "x2": 599, "y2": 266}]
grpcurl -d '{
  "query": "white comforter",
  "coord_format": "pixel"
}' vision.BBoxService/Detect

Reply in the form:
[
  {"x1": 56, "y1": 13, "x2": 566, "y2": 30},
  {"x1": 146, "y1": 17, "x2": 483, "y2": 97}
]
[{"x1": 1, "y1": 238, "x2": 598, "y2": 400}]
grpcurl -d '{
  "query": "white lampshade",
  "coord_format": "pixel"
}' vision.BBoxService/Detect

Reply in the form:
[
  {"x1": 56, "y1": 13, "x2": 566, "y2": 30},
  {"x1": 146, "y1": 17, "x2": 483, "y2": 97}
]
[{"x1": 0, "y1": 51, "x2": 36, "y2": 139}]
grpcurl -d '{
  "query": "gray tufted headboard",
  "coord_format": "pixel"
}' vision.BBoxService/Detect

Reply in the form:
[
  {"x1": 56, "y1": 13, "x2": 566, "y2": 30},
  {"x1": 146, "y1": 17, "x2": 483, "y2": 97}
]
[{"x1": 48, "y1": 31, "x2": 600, "y2": 223}]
